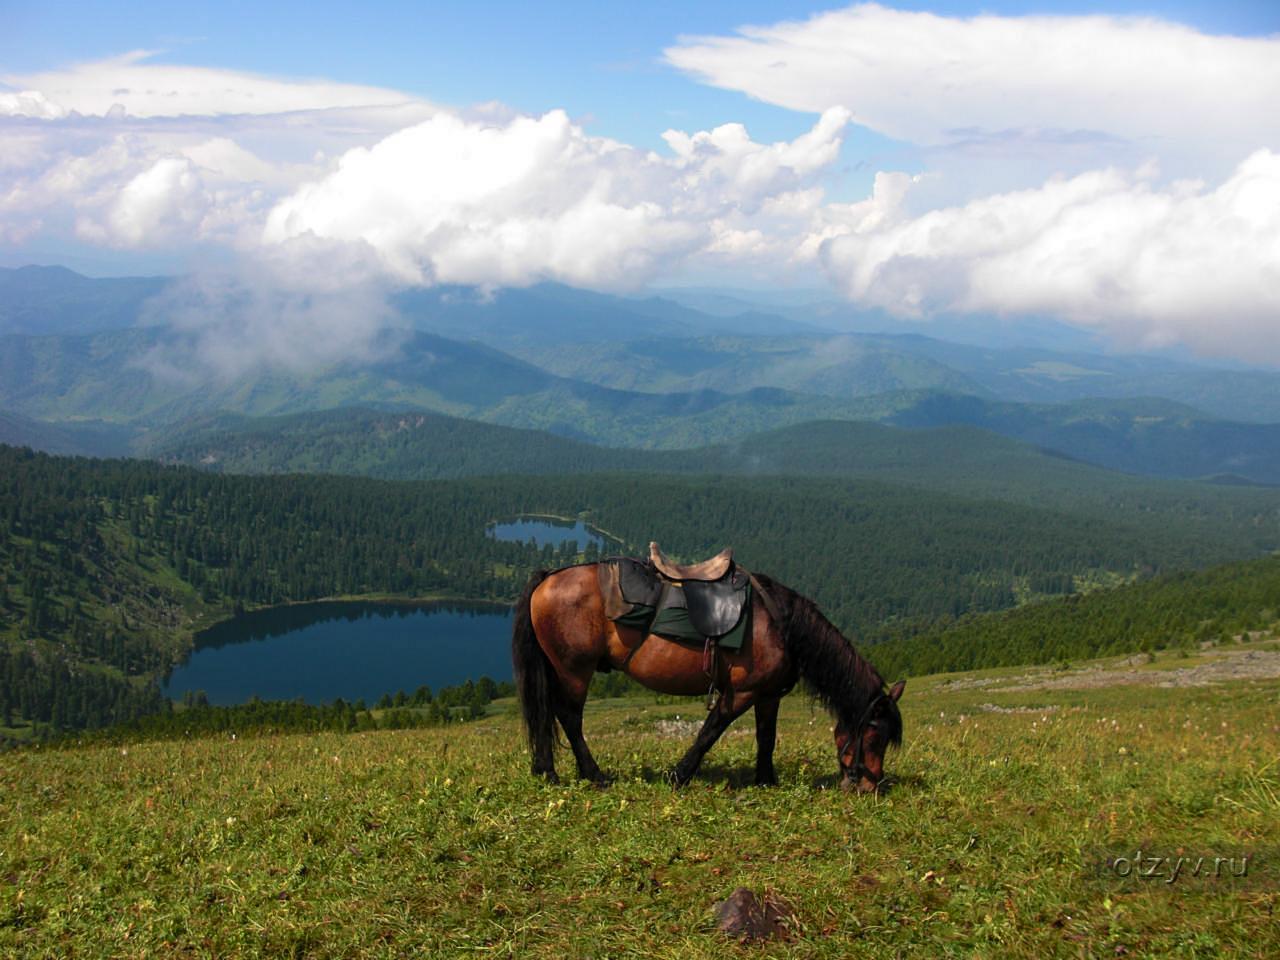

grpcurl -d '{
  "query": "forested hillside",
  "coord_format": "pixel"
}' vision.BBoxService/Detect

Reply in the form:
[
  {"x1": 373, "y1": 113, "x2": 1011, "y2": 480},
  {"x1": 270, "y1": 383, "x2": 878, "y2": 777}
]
[
  {"x1": 869, "y1": 554, "x2": 1280, "y2": 680},
  {"x1": 152, "y1": 409, "x2": 1280, "y2": 555},
  {"x1": 7, "y1": 443, "x2": 1271, "y2": 736}
]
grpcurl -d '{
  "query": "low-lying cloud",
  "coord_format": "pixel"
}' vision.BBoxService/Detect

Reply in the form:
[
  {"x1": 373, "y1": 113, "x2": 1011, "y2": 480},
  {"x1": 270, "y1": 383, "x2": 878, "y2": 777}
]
[{"x1": 138, "y1": 240, "x2": 403, "y2": 384}]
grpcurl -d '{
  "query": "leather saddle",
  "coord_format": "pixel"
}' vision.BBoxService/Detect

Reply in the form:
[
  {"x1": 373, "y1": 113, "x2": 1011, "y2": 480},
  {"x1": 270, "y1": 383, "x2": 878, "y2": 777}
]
[
  {"x1": 649, "y1": 542, "x2": 733, "y2": 581},
  {"x1": 603, "y1": 543, "x2": 750, "y2": 643}
]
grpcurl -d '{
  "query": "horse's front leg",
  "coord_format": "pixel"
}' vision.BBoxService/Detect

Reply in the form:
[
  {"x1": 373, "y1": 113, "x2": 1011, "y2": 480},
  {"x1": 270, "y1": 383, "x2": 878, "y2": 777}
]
[
  {"x1": 752, "y1": 697, "x2": 780, "y2": 786},
  {"x1": 671, "y1": 689, "x2": 755, "y2": 787}
]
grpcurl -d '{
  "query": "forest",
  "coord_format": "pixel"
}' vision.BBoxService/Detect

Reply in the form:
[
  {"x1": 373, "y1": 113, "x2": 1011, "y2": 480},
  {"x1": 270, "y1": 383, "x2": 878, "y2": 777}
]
[
  {"x1": 3, "y1": 442, "x2": 1278, "y2": 739},
  {"x1": 868, "y1": 554, "x2": 1280, "y2": 680}
]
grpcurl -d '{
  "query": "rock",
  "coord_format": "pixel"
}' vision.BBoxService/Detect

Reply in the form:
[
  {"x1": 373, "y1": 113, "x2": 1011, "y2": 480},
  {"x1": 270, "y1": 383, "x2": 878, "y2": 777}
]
[{"x1": 713, "y1": 887, "x2": 795, "y2": 942}]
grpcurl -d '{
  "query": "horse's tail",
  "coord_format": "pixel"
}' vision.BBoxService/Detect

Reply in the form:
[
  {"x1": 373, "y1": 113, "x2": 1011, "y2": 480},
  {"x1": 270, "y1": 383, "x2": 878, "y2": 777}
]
[{"x1": 511, "y1": 568, "x2": 558, "y2": 774}]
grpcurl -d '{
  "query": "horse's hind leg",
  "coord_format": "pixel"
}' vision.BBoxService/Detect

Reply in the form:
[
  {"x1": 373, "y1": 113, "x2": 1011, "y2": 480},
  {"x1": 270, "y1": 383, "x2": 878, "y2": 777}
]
[
  {"x1": 753, "y1": 697, "x2": 780, "y2": 786},
  {"x1": 553, "y1": 694, "x2": 610, "y2": 786}
]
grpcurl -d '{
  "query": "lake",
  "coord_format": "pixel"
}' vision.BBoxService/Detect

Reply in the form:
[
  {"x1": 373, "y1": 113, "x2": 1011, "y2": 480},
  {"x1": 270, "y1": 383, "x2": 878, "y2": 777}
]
[
  {"x1": 163, "y1": 601, "x2": 513, "y2": 706},
  {"x1": 487, "y1": 516, "x2": 612, "y2": 550}
]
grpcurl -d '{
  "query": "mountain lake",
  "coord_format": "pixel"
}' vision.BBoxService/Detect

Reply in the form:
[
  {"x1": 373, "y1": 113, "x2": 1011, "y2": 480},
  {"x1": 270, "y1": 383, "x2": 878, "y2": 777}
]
[
  {"x1": 163, "y1": 601, "x2": 514, "y2": 706},
  {"x1": 487, "y1": 516, "x2": 613, "y2": 550}
]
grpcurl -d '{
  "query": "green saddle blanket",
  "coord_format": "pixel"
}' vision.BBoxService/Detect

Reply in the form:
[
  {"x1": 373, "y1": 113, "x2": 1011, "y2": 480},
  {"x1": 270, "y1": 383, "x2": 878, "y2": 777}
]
[{"x1": 606, "y1": 563, "x2": 752, "y2": 655}]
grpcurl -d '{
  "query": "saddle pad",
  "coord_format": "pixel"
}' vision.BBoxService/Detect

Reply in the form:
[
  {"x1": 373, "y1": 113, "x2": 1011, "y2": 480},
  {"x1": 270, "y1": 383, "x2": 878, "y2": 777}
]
[{"x1": 598, "y1": 558, "x2": 751, "y2": 651}]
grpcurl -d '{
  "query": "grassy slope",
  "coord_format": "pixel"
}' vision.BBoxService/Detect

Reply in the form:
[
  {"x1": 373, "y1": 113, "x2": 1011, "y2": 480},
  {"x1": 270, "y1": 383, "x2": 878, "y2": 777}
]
[{"x1": 3, "y1": 643, "x2": 1276, "y2": 958}]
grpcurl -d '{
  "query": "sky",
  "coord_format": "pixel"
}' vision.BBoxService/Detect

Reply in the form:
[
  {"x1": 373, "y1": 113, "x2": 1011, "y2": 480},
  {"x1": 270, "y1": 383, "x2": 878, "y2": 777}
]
[{"x1": 2, "y1": 1, "x2": 1279, "y2": 365}]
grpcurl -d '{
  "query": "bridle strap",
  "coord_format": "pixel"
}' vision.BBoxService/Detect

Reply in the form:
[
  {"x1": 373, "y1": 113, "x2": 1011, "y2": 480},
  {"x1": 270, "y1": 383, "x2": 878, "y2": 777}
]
[{"x1": 847, "y1": 691, "x2": 887, "y2": 779}]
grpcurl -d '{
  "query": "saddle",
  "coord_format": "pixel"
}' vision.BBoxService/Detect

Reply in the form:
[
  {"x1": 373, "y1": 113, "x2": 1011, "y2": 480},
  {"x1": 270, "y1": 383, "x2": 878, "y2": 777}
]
[
  {"x1": 598, "y1": 543, "x2": 751, "y2": 650},
  {"x1": 649, "y1": 542, "x2": 733, "y2": 581}
]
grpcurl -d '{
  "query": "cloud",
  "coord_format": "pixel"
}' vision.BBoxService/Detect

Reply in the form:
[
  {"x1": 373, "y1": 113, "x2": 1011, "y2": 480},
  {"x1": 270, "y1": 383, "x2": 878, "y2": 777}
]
[
  {"x1": 3, "y1": 50, "x2": 422, "y2": 118},
  {"x1": 665, "y1": 4, "x2": 1280, "y2": 183},
  {"x1": 263, "y1": 107, "x2": 850, "y2": 289},
  {"x1": 816, "y1": 152, "x2": 1280, "y2": 363},
  {"x1": 0, "y1": 108, "x2": 440, "y2": 253},
  {"x1": 138, "y1": 239, "x2": 402, "y2": 383},
  {"x1": 0, "y1": 90, "x2": 67, "y2": 119}
]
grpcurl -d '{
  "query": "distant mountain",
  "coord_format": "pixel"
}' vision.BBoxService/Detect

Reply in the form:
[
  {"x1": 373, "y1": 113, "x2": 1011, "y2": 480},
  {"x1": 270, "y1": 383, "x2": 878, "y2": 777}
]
[
  {"x1": 148, "y1": 408, "x2": 632, "y2": 478},
  {"x1": 510, "y1": 329, "x2": 1280, "y2": 423},
  {"x1": 9, "y1": 321, "x2": 1280, "y2": 479},
  {"x1": 508, "y1": 333, "x2": 989, "y2": 397},
  {"x1": 884, "y1": 392, "x2": 1280, "y2": 484},
  {"x1": 393, "y1": 281, "x2": 818, "y2": 345},
  {"x1": 0, "y1": 409, "x2": 137, "y2": 457},
  {"x1": 7, "y1": 264, "x2": 1280, "y2": 423},
  {"x1": 656, "y1": 286, "x2": 1107, "y2": 351},
  {"x1": 1, "y1": 326, "x2": 889, "y2": 447},
  {"x1": 0, "y1": 265, "x2": 170, "y2": 336}
]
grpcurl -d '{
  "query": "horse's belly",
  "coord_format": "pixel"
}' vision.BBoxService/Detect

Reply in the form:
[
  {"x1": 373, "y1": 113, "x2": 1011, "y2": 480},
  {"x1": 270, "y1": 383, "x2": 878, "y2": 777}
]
[{"x1": 619, "y1": 634, "x2": 723, "y2": 697}]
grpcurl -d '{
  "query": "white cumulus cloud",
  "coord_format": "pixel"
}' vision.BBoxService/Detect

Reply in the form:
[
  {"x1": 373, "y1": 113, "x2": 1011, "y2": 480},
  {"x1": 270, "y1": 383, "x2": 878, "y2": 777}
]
[
  {"x1": 817, "y1": 152, "x2": 1280, "y2": 363},
  {"x1": 263, "y1": 107, "x2": 851, "y2": 289}
]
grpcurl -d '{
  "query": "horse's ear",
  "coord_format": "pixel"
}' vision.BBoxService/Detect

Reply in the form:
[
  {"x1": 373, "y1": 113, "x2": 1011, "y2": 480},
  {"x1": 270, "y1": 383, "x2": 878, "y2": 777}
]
[{"x1": 888, "y1": 679, "x2": 906, "y2": 702}]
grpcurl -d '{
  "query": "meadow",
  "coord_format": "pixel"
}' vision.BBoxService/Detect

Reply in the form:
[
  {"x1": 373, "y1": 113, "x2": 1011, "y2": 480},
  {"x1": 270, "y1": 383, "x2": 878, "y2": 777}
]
[{"x1": 2, "y1": 640, "x2": 1277, "y2": 958}]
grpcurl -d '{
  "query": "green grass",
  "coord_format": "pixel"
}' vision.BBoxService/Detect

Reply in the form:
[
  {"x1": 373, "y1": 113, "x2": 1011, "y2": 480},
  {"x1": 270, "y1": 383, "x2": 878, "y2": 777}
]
[{"x1": 2, "y1": 657, "x2": 1278, "y2": 958}]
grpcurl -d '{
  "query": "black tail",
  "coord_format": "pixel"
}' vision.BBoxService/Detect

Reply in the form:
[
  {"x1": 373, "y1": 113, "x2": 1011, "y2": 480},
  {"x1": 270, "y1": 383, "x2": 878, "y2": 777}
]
[{"x1": 511, "y1": 569, "x2": 558, "y2": 776}]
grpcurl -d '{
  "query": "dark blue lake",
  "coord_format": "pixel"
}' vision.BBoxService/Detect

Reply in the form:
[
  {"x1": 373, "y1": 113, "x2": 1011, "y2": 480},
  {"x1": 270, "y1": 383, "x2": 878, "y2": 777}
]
[
  {"x1": 163, "y1": 601, "x2": 513, "y2": 707},
  {"x1": 488, "y1": 516, "x2": 610, "y2": 550}
]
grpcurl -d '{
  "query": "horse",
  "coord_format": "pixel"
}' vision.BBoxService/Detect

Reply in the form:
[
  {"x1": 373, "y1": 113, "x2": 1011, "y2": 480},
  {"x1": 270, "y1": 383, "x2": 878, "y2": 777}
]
[{"x1": 511, "y1": 563, "x2": 905, "y2": 792}]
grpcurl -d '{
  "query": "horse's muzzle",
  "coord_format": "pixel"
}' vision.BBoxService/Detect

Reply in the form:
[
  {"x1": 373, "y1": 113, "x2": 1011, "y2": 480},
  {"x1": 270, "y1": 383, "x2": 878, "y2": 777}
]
[{"x1": 840, "y1": 773, "x2": 881, "y2": 794}]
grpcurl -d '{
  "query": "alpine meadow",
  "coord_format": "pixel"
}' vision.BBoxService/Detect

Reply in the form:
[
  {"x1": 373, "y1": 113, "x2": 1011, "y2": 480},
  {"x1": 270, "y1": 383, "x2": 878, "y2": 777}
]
[{"x1": 3, "y1": 2, "x2": 1280, "y2": 957}]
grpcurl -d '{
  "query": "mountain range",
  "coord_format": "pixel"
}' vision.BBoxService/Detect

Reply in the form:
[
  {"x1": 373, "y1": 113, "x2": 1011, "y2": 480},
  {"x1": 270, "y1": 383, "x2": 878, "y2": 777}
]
[{"x1": 3, "y1": 264, "x2": 1280, "y2": 485}]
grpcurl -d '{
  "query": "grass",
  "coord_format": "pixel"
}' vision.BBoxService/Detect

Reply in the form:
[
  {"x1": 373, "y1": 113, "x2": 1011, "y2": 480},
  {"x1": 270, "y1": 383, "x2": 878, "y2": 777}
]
[{"x1": 2, "y1": 657, "x2": 1277, "y2": 958}]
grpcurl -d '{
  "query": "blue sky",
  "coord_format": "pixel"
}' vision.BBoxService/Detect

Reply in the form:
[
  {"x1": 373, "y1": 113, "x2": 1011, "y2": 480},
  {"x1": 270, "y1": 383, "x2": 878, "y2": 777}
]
[
  {"x1": 1, "y1": 2, "x2": 1278, "y2": 363},
  {"x1": 5, "y1": 1, "x2": 1277, "y2": 148}
]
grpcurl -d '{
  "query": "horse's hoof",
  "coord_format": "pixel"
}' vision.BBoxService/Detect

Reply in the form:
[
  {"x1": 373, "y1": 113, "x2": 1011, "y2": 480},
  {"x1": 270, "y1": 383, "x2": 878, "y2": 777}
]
[{"x1": 535, "y1": 769, "x2": 560, "y2": 785}]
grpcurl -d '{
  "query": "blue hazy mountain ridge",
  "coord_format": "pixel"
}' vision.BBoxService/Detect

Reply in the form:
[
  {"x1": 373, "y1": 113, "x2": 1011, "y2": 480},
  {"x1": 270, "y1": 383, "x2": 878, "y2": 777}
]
[
  {"x1": 126, "y1": 386, "x2": 1280, "y2": 484},
  {"x1": 0, "y1": 408, "x2": 140, "y2": 457},
  {"x1": 881, "y1": 392, "x2": 1280, "y2": 484},
  {"x1": 146, "y1": 404, "x2": 1278, "y2": 502},
  {"x1": 505, "y1": 334, "x2": 991, "y2": 398},
  {"x1": 505, "y1": 330, "x2": 1280, "y2": 424},
  {"x1": 8, "y1": 265, "x2": 1280, "y2": 420},
  {"x1": 0, "y1": 326, "x2": 877, "y2": 446},
  {"x1": 392, "y1": 282, "x2": 824, "y2": 343},
  {"x1": 655, "y1": 286, "x2": 1107, "y2": 352},
  {"x1": 0, "y1": 265, "x2": 171, "y2": 336},
  {"x1": 4, "y1": 266, "x2": 1280, "y2": 478}
]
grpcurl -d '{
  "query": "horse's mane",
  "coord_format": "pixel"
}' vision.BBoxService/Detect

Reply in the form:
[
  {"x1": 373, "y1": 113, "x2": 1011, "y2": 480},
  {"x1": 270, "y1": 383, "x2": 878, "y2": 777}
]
[{"x1": 754, "y1": 572, "x2": 902, "y2": 747}]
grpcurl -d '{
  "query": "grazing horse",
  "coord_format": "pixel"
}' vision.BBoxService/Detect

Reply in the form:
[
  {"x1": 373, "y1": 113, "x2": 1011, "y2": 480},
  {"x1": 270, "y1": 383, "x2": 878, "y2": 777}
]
[{"x1": 511, "y1": 564, "x2": 905, "y2": 791}]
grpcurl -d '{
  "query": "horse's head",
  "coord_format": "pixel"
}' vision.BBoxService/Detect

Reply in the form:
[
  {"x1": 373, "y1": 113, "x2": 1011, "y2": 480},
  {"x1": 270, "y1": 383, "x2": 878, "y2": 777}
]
[{"x1": 835, "y1": 679, "x2": 905, "y2": 794}]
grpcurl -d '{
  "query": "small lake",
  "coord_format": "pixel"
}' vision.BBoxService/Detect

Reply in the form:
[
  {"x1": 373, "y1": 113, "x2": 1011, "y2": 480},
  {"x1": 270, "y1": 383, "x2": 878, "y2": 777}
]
[
  {"x1": 163, "y1": 601, "x2": 513, "y2": 707},
  {"x1": 488, "y1": 516, "x2": 612, "y2": 550}
]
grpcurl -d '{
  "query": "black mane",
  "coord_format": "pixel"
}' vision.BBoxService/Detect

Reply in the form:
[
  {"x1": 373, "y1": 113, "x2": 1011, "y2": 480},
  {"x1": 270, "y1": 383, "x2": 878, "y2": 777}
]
[{"x1": 754, "y1": 572, "x2": 903, "y2": 747}]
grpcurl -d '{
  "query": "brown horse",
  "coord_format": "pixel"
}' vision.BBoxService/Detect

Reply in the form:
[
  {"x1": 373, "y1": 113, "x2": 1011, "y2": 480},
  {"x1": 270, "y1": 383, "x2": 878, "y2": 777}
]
[{"x1": 511, "y1": 564, "x2": 905, "y2": 791}]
